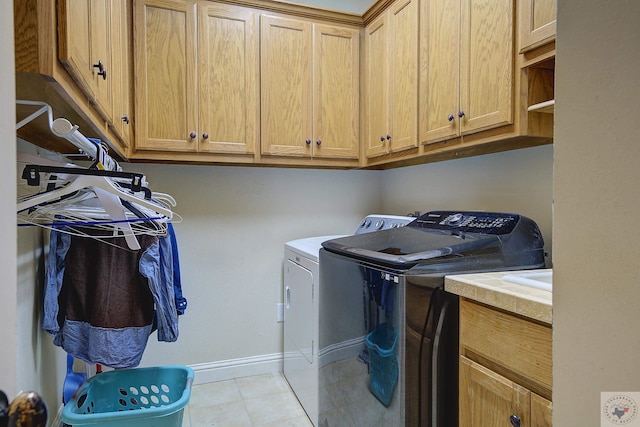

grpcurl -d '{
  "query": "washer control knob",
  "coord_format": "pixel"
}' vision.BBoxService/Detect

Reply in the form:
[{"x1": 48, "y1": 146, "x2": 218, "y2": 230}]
[
  {"x1": 447, "y1": 213, "x2": 464, "y2": 225},
  {"x1": 375, "y1": 220, "x2": 385, "y2": 230}
]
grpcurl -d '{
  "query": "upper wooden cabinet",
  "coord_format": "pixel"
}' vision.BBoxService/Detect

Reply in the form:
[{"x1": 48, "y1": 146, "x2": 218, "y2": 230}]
[
  {"x1": 110, "y1": 0, "x2": 133, "y2": 147},
  {"x1": 58, "y1": 0, "x2": 113, "y2": 124},
  {"x1": 15, "y1": 0, "x2": 129, "y2": 158},
  {"x1": 58, "y1": 0, "x2": 133, "y2": 148},
  {"x1": 519, "y1": 0, "x2": 556, "y2": 53},
  {"x1": 260, "y1": 15, "x2": 359, "y2": 160},
  {"x1": 133, "y1": 0, "x2": 258, "y2": 157},
  {"x1": 421, "y1": 0, "x2": 514, "y2": 145},
  {"x1": 133, "y1": 0, "x2": 197, "y2": 152},
  {"x1": 198, "y1": 3, "x2": 259, "y2": 155},
  {"x1": 365, "y1": 0, "x2": 419, "y2": 158}
]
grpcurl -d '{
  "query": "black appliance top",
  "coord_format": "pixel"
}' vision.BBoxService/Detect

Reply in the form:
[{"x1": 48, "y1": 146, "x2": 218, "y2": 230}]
[{"x1": 321, "y1": 210, "x2": 545, "y2": 269}]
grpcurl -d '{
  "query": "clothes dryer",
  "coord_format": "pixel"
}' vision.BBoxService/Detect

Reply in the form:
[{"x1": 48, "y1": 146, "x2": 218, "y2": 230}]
[{"x1": 284, "y1": 215, "x2": 414, "y2": 426}]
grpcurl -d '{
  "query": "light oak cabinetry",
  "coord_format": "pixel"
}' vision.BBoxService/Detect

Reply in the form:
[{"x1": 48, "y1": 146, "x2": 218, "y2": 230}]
[
  {"x1": 260, "y1": 15, "x2": 359, "y2": 160},
  {"x1": 365, "y1": 0, "x2": 418, "y2": 158},
  {"x1": 459, "y1": 299, "x2": 552, "y2": 426},
  {"x1": 110, "y1": 0, "x2": 133, "y2": 147},
  {"x1": 421, "y1": 0, "x2": 514, "y2": 145},
  {"x1": 14, "y1": 0, "x2": 129, "y2": 157},
  {"x1": 519, "y1": 0, "x2": 556, "y2": 53},
  {"x1": 58, "y1": 0, "x2": 113, "y2": 124},
  {"x1": 16, "y1": 0, "x2": 554, "y2": 168},
  {"x1": 133, "y1": 0, "x2": 258, "y2": 159}
]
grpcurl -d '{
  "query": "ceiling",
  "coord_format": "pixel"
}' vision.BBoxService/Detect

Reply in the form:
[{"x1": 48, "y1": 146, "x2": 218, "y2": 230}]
[{"x1": 290, "y1": 0, "x2": 375, "y2": 14}]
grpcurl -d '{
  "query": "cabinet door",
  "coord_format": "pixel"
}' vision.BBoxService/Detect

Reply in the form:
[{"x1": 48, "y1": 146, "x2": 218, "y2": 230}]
[
  {"x1": 58, "y1": 0, "x2": 93, "y2": 97},
  {"x1": 460, "y1": 0, "x2": 514, "y2": 135},
  {"x1": 261, "y1": 16, "x2": 312, "y2": 156},
  {"x1": 134, "y1": 0, "x2": 197, "y2": 152},
  {"x1": 90, "y1": 0, "x2": 113, "y2": 123},
  {"x1": 312, "y1": 24, "x2": 359, "y2": 159},
  {"x1": 387, "y1": 0, "x2": 418, "y2": 153},
  {"x1": 110, "y1": 0, "x2": 132, "y2": 148},
  {"x1": 519, "y1": 0, "x2": 556, "y2": 52},
  {"x1": 364, "y1": 13, "x2": 389, "y2": 157},
  {"x1": 421, "y1": 0, "x2": 460, "y2": 144},
  {"x1": 58, "y1": 0, "x2": 112, "y2": 123},
  {"x1": 531, "y1": 393, "x2": 553, "y2": 427},
  {"x1": 460, "y1": 356, "x2": 530, "y2": 426},
  {"x1": 198, "y1": 3, "x2": 258, "y2": 155}
]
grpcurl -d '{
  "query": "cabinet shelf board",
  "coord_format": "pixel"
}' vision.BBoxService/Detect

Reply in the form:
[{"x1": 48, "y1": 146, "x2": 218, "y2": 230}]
[{"x1": 528, "y1": 99, "x2": 555, "y2": 113}]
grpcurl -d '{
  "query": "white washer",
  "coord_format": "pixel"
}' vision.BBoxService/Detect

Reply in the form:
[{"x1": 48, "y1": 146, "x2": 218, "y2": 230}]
[{"x1": 283, "y1": 215, "x2": 415, "y2": 426}]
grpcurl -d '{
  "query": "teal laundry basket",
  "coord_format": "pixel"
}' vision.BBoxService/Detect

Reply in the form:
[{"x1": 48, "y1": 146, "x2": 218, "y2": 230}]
[
  {"x1": 61, "y1": 365, "x2": 193, "y2": 427},
  {"x1": 365, "y1": 323, "x2": 399, "y2": 407}
]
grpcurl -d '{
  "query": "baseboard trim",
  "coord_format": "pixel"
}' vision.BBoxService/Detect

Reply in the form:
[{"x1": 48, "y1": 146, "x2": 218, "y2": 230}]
[{"x1": 189, "y1": 353, "x2": 283, "y2": 385}]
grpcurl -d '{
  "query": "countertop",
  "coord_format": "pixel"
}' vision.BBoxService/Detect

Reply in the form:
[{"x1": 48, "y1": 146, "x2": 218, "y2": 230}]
[{"x1": 444, "y1": 269, "x2": 552, "y2": 325}]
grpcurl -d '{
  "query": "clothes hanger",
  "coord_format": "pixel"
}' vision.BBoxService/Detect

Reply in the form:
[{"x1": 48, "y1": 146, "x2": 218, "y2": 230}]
[
  {"x1": 18, "y1": 166, "x2": 172, "y2": 241},
  {"x1": 17, "y1": 171, "x2": 173, "y2": 219},
  {"x1": 92, "y1": 187, "x2": 141, "y2": 250}
]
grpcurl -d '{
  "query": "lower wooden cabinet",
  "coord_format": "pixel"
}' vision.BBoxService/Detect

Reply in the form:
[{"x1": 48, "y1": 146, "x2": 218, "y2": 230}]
[
  {"x1": 460, "y1": 356, "x2": 552, "y2": 427},
  {"x1": 458, "y1": 299, "x2": 552, "y2": 426}
]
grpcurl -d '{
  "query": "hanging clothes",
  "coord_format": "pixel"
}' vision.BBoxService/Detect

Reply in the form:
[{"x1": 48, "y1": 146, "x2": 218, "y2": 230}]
[
  {"x1": 167, "y1": 223, "x2": 187, "y2": 315},
  {"x1": 43, "y1": 227, "x2": 181, "y2": 369}
]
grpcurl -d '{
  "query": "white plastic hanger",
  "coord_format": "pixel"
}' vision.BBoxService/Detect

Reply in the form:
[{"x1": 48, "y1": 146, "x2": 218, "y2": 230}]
[
  {"x1": 92, "y1": 187, "x2": 141, "y2": 250},
  {"x1": 17, "y1": 173, "x2": 173, "y2": 219}
]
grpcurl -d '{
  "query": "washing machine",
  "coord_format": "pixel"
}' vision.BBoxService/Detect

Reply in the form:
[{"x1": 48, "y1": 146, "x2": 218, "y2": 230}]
[{"x1": 284, "y1": 214, "x2": 415, "y2": 426}]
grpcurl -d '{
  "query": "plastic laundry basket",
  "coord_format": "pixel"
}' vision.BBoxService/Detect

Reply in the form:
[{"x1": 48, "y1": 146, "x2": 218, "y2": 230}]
[
  {"x1": 365, "y1": 323, "x2": 399, "y2": 407},
  {"x1": 61, "y1": 365, "x2": 193, "y2": 427}
]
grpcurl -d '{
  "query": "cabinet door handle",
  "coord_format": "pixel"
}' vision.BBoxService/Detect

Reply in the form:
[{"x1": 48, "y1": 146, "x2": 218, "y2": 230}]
[
  {"x1": 380, "y1": 136, "x2": 385, "y2": 142},
  {"x1": 386, "y1": 134, "x2": 392, "y2": 140},
  {"x1": 509, "y1": 414, "x2": 521, "y2": 427},
  {"x1": 448, "y1": 114, "x2": 455, "y2": 122},
  {"x1": 121, "y1": 115, "x2": 130, "y2": 125},
  {"x1": 189, "y1": 132, "x2": 197, "y2": 139},
  {"x1": 202, "y1": 133, "x2": 209, "y2": 140},
  {"x1": 93, "y1": 60, "x2": 107, "y2": 80},
  {"x1": 316, "y1": 139, "x2": 321, "y2": 146},
  {"x1": 305, "y1": 139, "x2": 311, "y2": 145},
  {"x1": 458, "y1": 110, "x2": 465, "y2": 118}
]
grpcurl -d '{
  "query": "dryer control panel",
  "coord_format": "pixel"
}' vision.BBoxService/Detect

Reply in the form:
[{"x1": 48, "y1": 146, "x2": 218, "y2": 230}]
[{"x1": 354, "y1": 214, "x2": 416, "y2": 234}]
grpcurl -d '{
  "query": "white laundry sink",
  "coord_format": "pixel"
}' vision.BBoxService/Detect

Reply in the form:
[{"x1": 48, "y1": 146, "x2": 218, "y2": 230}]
[{"x1": 502, "y1": 270, "x2": 552, "y2": 292}]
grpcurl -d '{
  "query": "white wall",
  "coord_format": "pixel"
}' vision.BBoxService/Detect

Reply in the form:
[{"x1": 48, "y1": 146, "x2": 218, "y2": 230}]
[
  {"x1": 381, "y1": 145, "x2": 554, "y2": 261},
  {"x1": 553, "y1": 1, "x2": 640, "y2": 424},
  {"x1": 130, "y1": 164, "x2": 382, "y2": 379},
  {"x1": 0, "y1": 0, "x2": 17, "y2": 397},
  {"x1": 124, "y1": 144, "x2": 553, "y2": 383}
]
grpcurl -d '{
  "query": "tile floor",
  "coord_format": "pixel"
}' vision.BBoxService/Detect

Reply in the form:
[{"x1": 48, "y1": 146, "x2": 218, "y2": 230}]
[{"x1": 185, "y1": 372, "x2": 314, "y2": 426}]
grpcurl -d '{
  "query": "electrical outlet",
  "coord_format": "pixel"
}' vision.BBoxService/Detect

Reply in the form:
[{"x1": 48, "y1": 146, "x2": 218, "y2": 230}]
[{"x1": 277, "y1": 303, "x2": 284, "y2": 322}]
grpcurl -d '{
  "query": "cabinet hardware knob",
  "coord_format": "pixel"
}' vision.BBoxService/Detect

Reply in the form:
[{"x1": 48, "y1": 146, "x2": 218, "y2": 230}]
[
  {"x1": 316, "y1": 139, "x2": 321, "y2": 146},
  {"x1": 509, "y1": 414, "x2": 521, "y2": 427},
  {"x1": 380, "y1": 136, "x2": 385, "y2": 142},
  {"x1": 202, "y1": 133, "x2": 209, "y2": 140},
  {"x1": 189, "y1": 132, "x2": 197, "y2": 139},
  {"x1": 448, "y1": 114, "x2": 455, "y2": 122},
  {"x1": 93, "y1": 60, "x2": 107, "y2": 80},
  {"x1": 458, "y1": 110, "x2": 465, "y2": 118},
  {"x1": 386, "y1": 134, "x2": 392, "y2": 140},
  {"x1": 121, "y1": 115, "x2": 129, "y2": 124},
  {"x1": 305, "y1": 139, "x2": 311, "y2": 145}
]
